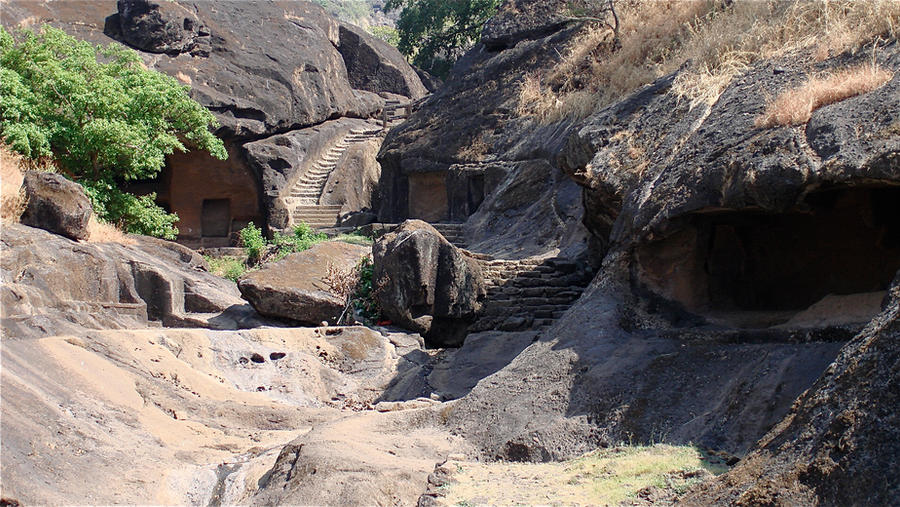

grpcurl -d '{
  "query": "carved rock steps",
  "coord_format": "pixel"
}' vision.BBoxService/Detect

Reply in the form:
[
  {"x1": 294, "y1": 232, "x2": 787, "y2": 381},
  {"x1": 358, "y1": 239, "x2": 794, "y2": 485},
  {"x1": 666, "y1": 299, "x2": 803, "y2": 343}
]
[{"x1": 471, "y1": 258, "x2": 590, "y2": 332}]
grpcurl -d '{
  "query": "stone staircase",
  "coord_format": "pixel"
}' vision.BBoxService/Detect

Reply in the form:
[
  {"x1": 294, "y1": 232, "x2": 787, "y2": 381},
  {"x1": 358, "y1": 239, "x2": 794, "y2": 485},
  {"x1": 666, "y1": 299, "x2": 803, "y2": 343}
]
[
  {"x1": 471, "y1": 257, "x2": 592, "y2": 332},
  {"x1": 287, "y1": 127, "x2": 381, "y2": 228},
  {"x1": 431, "y1": 223, "x2": 467, "y2": 249}
]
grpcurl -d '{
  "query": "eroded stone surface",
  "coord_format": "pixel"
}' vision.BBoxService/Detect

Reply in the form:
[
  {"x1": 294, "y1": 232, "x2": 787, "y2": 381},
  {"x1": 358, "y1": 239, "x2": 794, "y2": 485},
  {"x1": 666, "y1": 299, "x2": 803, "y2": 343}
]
[
  {"x1": 20, "y1": 172, "x2": 92, "y2": 241},
  {"x1": 373, "y1": 220, "x2": 485, "y2": 347},
  {"x1": 237, "y1": 241, "x2": 370, "y2": 325}
]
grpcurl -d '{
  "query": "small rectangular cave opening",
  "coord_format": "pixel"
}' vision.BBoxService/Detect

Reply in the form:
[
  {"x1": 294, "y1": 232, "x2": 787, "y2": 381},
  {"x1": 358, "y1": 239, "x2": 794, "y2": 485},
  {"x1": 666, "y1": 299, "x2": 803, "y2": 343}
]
[{"x1": 636, "y1": 186, "x2": 900, "y2": 329}]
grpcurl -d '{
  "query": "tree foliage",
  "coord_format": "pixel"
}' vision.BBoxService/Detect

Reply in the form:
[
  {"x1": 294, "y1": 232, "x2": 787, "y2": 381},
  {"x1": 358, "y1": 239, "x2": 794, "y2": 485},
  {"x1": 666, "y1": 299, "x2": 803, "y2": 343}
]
[
  {"x1": 0, "y1": 25, "x2": 226, "y2": 239},
  {"x1": 385, "y1": 0, "x2": 501, "y2": 77}
]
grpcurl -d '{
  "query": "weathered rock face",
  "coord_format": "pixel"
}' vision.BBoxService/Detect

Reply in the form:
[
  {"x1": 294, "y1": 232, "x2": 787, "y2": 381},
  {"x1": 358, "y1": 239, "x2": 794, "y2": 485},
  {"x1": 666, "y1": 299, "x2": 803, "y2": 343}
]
[
  {"x1": 19, "y1": 171, "x2": 93, "y2": 241},
  {"x1": 683, "y1": 276, "x2": 900, "y2": 506},
  {"x1": 560, "y1": 41, "x2": 900, "y2": 330},
  {"x1": 114, "y1": 0, "x2": 374, "y2": 139},
  {"x1": 481, "y1": 0, "x2": 571, "y2": 50},
  {"x1": 2, "y1": 0, "x2": 426, "y2": 239},
  {"x1": 375, "y1": 8, "x2": 590, "y2": 258},
  {"x1": 372, "y1": 5, "x2": 900, "y2": 482},
  {"x1": 115, "y1": 0, "x2": 205, "y2": 55},
  {"x1": 237, "y1": 241, "x2": 370, "y2": 325},
  {"x1": 1, "y1": 222, "x2": 262, "y2": 339},
  {"x1": 337, "y1": 23, "x2": 428, "y2": 100},
  {"x1": 0, "y1": 325, "x2": 437, "y2": 505},
  {"x1": 461, "y1": 159, "x2": 590, "y2": 259},
  {"x1": 372, "y1": 220, "x2": 485, "y2": 347},
  {"x1": 243, "y1": 117, "x2": 382, "y2": 230}
]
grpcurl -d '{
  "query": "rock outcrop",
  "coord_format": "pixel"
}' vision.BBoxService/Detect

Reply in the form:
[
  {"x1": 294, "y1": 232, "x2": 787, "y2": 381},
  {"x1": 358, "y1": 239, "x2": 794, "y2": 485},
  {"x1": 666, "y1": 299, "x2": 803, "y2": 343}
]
[
  {"x1": 1, "y1": 222, "x2": 262, "y2": 338},
  {"x1": 337, "y1": 22, "x2": 428, "y2": 100},
  {"x1": 372, "y1": 220, "x2": 485, "y2": 347},
  {"x1": 481, "y1": 0, "x2": 571, "y2": 50},
  {"x1": 114, "y1": 0, "x2": 206, "y2": 55},
  {"x1": 0, "y1": 325, "x2": 440, "y2": 505},
  {"x1": 243, "y1": 118, "x2": 383, "y2": 230},
  {"x1": 375, "y1": 7, "x2": 591, "y2": 260},
  {"x1": 2, "y1": 0, "x2": 427, "y2": 241},
  {"x1": 110, "y1": 0, "x2": 372, "y2": 139},
  {"x1": 19, "y1": 171, "x2": 93, "y2": 241},
  {"x1": 375, "y1": 1, "x2": 900, "y2": 481},
  {"x1": 683, "y1": 277, "x2": 900, "y2": 506},
  {"x1": 237, "y1": 241, "x2": 370, "y2": 325}
]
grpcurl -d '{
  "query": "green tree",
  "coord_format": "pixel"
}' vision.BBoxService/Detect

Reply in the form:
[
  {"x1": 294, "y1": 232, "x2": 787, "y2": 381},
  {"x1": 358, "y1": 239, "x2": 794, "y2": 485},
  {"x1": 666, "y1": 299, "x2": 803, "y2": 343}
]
[
  {"x1": 385, "y1": 0, "x2": 501, "y2": 77},
  {"x1": 0, "y1": 25, "x2": 226, "y2": 239}
]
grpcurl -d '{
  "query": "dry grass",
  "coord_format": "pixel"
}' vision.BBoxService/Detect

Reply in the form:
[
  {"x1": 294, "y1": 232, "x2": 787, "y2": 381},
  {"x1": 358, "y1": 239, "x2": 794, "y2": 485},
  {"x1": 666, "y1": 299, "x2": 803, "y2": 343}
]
[
  {"x1": 519, "y1": 0, "x2": 900, "y2": 122},
  {"x1": 1, "y1": 146, "x2": 28, "y2": 222},
  {"x1": 756, "y1": 64, "x2": 893, "y2": 127},
  {"x1": 441, "y1": 444, "x2": 730, "y2": 506},
  {"x1": 86, "y1": 216, "x2": 137, "y2": 244}
]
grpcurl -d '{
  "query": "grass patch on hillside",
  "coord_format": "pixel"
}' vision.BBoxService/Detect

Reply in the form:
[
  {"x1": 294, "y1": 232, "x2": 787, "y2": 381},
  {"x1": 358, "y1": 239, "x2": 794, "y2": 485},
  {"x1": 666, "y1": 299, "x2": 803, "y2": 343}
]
[
  {"x1": 205, "y1": 256, "x2": 247, "y2": 282},
  {"x1": 519, "y1": 0, "x2": 900, "y2": 122},
  {"x1": 756, "y1": 63, "x2": 893, "y2": 127},
  {"x1": 441, "y1": 444, "x2": 730, "y2": 506}
]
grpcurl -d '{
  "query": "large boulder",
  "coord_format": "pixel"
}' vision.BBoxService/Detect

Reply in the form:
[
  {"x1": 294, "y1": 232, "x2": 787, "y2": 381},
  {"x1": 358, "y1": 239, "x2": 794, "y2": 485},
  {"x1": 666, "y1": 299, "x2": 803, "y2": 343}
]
[
  {"x1": 372, "y1": 220, "x2": 485, "y2": 347},
  {"x1": 337, "y1": 23, "x2": 428, "y2": 100},
  {"x1": 115, "y1": 0, "x2": 205, "y2": 54},
  {"x1": 19, "y1": 172, "x2": 92, "y2": 241},
  {"x1": 237, "y1": 241, "x2": 370, "y2": 325}
]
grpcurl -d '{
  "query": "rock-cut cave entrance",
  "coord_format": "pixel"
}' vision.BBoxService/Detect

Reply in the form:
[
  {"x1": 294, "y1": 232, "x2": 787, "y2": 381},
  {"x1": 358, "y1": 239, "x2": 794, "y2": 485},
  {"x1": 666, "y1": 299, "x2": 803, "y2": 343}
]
[{"x1": 637, "y1": 186, "x2": 900, "y2": 329}]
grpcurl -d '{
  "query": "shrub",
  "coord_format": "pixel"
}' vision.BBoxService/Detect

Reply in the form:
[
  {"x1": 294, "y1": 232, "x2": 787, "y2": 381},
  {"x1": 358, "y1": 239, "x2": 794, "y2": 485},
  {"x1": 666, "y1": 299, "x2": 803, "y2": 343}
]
[
  {"x1": 239, "y1": 222, "x2": 266, "y2": 263},
  {"x1": 323, "y1": 256, "x2": 383, "y2": 325},
  {"x1": 0, "y1": 25, "x2": 226, "y2": 237},
  {"x1": 368, "y1": 26, "x2": 400, "y2": 47},
  {"x1": 353, "y1": 256, "x2": 382, "y2": 323},
  {"x1": 756, "y1": 64, "x2": 893, "y2": 128},
  {"x1": 204, "y1": 255, "x2": 247, "y2": 282}
]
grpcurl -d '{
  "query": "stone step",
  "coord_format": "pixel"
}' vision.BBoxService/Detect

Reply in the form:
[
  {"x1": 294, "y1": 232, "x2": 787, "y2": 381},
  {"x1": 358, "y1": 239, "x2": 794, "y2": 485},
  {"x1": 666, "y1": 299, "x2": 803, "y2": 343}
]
[
  {"x1": 294, "y1": 205, "x2": 343, "y2": 211},
  {"x1": 291, "y1": 217, "x2": 340, "y2": 222},
  {"x1": 483, "y1": 296, "x2": 580, "y2": 307}
]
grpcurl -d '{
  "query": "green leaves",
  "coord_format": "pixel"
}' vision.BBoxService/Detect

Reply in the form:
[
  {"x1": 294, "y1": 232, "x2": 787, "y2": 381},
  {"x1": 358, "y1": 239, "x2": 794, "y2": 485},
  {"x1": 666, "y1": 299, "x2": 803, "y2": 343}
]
[
  {"x1": 385, "y1": 0, "x2": 501, "y2": 77},
  {"x1": 0, "y1": 25, "x2": 226, "y2": 238}
]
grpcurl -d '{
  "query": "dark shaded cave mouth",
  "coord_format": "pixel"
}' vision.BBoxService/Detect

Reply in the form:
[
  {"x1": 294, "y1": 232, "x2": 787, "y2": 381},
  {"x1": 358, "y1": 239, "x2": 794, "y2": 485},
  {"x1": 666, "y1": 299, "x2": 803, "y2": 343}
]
[{"x1": 636, "y1": 186, "x2": 900, "y2": 329}]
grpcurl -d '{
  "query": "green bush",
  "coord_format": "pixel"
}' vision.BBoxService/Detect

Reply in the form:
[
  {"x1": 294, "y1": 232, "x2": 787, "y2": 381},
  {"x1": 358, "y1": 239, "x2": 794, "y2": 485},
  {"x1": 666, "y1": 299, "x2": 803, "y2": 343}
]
[
  {"x1": 0, "y1": 25, "x2": 226, "y2": 238},
  {"x1": 368, "y1": 26, "x2": 401, "y2": 47},
  {"x1": 204, "y1": 255, "x2": 247, "y2": 282},
  {"x1": 239, "y1": 223, "x2": 266, "y2": 262},
  {"x1": 352, "y1": 256, "x2": 381, "y2": 323}
]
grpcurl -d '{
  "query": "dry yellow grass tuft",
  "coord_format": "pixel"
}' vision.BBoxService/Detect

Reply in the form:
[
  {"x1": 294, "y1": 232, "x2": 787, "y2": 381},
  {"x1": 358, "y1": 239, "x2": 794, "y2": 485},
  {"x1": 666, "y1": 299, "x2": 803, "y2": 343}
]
[
  {"x1": 519, "y1": 0, "x2": 900, "y2": 121},
  {"x1": 756, "y1": 64, "x2": 893, "y2": 128},
  {"x1": 86, "y1": 216, "x2": 137, "y2": 245},
  {"x1": 1, "y1": 146, "x2": 27, "y2": 222}
]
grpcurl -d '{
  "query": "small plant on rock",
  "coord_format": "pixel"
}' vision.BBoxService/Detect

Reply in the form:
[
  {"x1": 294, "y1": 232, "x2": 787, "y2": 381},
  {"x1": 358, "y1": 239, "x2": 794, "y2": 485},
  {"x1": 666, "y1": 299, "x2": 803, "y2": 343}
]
[
  {"x1": 239, "y1": 223, "x2": 267, "y2": 264},
  {"x1": 323, "y1": 256, "x2": 383, "y2": 326}
]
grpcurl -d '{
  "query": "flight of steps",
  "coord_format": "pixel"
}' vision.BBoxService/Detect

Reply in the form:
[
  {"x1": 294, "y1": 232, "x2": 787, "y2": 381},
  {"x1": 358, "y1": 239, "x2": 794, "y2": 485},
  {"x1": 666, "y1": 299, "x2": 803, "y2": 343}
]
[
  {"x1": 471, "y1": 257, "x2": 592, "y2": 332},
  {"x1": 431, "y1": 223, "x2": 467, "y2": 249},
  {"x1": 287, "y1": 127, "x2": 381, "y2": 228}
]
